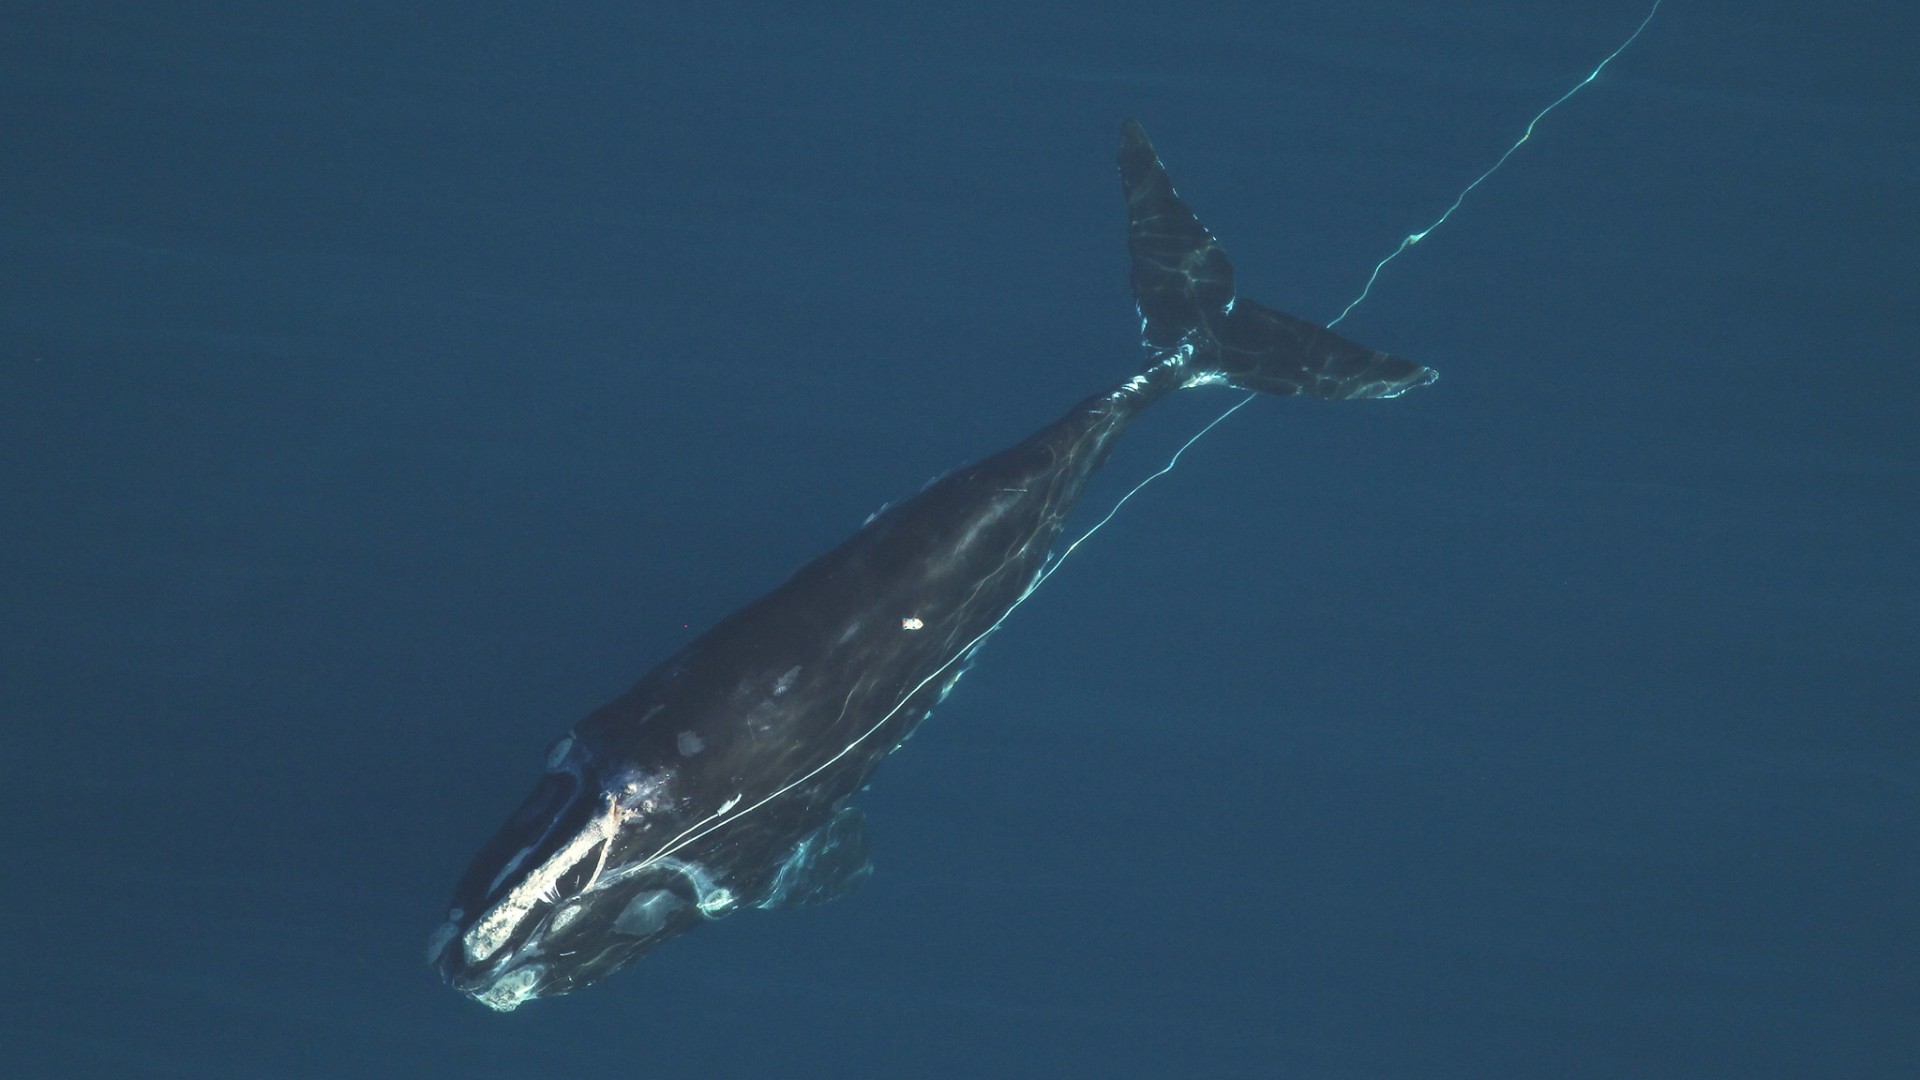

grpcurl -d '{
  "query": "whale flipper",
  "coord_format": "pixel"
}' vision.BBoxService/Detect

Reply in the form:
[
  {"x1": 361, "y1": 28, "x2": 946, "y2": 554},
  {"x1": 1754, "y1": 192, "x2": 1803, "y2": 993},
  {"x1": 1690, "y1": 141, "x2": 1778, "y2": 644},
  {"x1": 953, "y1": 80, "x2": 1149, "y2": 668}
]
[
  {"x1": 1119, "y1": 119, "x2": 1437, "y2": 400},
  {"x1": 756, "y1": 805, "x2": 874, "y2": 909}
]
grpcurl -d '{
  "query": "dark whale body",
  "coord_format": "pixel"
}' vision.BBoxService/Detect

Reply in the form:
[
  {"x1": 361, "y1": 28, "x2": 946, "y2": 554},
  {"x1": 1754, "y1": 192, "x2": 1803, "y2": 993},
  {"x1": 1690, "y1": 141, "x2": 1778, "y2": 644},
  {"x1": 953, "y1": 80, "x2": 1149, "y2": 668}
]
[{"x1": 429, "y1": 122, "x2": 1435, "y2": 1011}]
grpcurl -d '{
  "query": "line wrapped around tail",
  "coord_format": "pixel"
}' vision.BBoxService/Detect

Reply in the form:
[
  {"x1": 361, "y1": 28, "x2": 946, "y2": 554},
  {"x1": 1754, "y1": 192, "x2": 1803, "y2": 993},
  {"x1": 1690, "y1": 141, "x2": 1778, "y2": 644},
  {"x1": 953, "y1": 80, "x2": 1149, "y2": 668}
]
[{"x1": 1120, "y1": 120, "x2": 1437, "y2": 400}]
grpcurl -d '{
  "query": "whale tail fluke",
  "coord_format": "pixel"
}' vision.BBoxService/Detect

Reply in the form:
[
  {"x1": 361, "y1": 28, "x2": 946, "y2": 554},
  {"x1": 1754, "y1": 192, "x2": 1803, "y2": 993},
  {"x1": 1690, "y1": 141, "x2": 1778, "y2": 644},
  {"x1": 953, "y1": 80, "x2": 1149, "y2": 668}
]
[{"x1": 1119, "y1": 120, "x2": 1436, "y2": 400}]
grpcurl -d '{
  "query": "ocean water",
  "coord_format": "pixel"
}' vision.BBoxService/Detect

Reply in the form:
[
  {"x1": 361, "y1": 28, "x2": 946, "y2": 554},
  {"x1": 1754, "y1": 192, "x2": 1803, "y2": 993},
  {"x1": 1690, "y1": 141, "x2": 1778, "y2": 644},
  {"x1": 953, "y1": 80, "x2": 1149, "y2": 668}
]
[{"x1": 3, "y1": 2, "x2": 1914, "y2": 1076}]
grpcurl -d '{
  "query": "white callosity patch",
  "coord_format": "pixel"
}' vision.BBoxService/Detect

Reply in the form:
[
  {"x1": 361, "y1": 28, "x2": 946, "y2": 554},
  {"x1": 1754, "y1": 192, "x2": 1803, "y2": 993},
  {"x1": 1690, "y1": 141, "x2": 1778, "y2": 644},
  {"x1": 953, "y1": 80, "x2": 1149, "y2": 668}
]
[
  {"x1": 462, "y1": 771, "x2": 670, "y2": 966},
  {"x1": 477, "y1": 965, "x2": 543, "y2": 1012},
  {"x1": 462, "y1": 813, "x2": 616, "y2": 965},
  {"x1": 548, "y1": 902, "x2": 583, "y2": 934}
]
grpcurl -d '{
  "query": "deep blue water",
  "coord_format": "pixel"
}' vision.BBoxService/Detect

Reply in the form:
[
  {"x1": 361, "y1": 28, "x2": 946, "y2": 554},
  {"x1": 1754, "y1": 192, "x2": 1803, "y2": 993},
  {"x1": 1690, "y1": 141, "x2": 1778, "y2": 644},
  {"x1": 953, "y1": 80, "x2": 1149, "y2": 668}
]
[{"x1": 4, "y1": 2, "x2": 1915, "y2": 1076}]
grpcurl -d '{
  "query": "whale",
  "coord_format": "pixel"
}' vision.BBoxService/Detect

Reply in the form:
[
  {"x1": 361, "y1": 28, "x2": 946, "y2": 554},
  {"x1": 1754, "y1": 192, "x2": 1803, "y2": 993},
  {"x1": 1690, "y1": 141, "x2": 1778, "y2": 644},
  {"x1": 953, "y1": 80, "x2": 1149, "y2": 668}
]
[{"x1": 428, "y1": 120, "x2": 1436, "y2": 1011}]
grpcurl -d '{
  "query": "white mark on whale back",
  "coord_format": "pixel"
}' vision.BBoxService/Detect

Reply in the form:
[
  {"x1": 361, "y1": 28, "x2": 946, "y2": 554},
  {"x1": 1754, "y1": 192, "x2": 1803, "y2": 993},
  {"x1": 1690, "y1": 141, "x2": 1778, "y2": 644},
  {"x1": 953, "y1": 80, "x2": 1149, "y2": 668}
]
[{"x1": 677, "y1": 730, "x2": 705, "y2": 756}]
